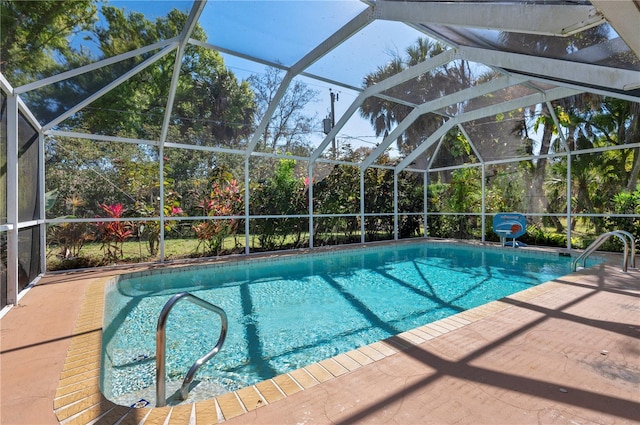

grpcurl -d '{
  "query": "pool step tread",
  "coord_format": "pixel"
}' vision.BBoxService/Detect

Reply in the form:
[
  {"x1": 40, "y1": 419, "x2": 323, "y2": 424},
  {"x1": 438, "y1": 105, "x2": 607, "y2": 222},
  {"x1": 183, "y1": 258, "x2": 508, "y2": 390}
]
[
  {"x1": 55, "y1": 392, "x2": 104, "y2": 422},
  {"x1": 57, "y1": 368, "x2": 101, "y2": 388},
  {"x1": 54, "y1": 387, "x2": 101, "y2": 410},
  {"x1": 63, "y1": 352, "x2": 101, "y2": 370},
  {"x1": 55, "y1": 377, "x2": 101, "y2": 399},
  {"x1": 87, "y1": 403, "x2": 133, "y2": 425},
  {"x1": 59, "y1": 362, "x2": 100, "y2": 380},
  {"x1": 59, "y1": 400, "x2": 116, "y2": 425},
  {"x1": 55, "y1": 268, "x2": 556, "y2": 425}
]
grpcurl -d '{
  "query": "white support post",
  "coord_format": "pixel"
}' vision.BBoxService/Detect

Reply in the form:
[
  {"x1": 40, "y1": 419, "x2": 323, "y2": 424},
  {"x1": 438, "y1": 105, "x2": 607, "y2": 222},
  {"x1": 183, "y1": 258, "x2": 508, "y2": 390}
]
[
  {"x1": 6, "y1": 94, "x2": 18, "y2": 305},
  {"x1": 308, "y1": 163, "x2": 314, "y2": 248},
  {"x1": 393, "y1": 171, "x2": 399, "y2": 240},
  {"x1": 567, "y1": 153, "x2": 572, "y2": 250},
  {"x1": 360, "y1": 169, "x2": 365, "y2": 244},
  {"x1": 39, "y1": 133, "x2": 46, "y2": 273},
  {"x1": 159, "y1": 144, "x2": 165, "y2": 262},
  {"x1": 424, "y1": 171, "x2": 429, "y2": 237},
  {"x1": 244, "y1": 157, "x2": 250, "y2": 255},
  {"x1": 481, "y1": 164, "x2": 486, "y2": 242}
]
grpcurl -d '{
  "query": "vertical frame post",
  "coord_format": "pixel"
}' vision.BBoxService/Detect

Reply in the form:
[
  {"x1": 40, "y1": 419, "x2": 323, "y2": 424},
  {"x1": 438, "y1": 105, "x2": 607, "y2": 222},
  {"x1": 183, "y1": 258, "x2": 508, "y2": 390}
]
[
  {"x1": 6, "y1": 94, "x2": 18, "y2": 305},
  {"x1": 423, "y1": 171, "x2": 429, "y2": 237},
  {"x1": 360, "y1": 169, "x2": 365, "y2": 243},
  {"x1": 566, "y1": 152, "x2": 572, "y2": 249},
  {"x1": 308, "y1": 162, "x2": 314, "y2": 248},
  {"x1": 393, "y1": 170, "x2": 398, "y2": 240},
  {"x1": 159, "y1": 143, "x2": 165, "y2": 262},
  {"x1": 244, "y1": 156, "x2": 250, "y2": 255},
  {"x1": 481, "y1": 164, "x2": 486, "y2": 242},
  {"x1": 39, "y1": 133, "x2": 46, "y2": 272}
]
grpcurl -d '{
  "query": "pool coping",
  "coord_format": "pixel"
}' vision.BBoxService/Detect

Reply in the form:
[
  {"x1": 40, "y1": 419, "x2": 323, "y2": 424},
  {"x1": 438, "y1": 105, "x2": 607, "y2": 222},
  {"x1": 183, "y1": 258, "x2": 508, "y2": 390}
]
[{"x1": 52, "y1": 240, "x2": 617, "y2": 424}]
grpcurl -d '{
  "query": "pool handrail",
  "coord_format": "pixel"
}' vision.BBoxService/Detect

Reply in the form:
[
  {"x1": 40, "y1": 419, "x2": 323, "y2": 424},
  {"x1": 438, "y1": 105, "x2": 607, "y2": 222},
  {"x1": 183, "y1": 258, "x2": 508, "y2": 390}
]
[
  {"x1": 571, "y1": 230, "x2": 633, "y2": 273},
  {"x1": 156, "y1": 292, "x2": 228, "y2": 407},
  {"x1": 613, "y1": 230, "x2": 636, "y2": 269}
]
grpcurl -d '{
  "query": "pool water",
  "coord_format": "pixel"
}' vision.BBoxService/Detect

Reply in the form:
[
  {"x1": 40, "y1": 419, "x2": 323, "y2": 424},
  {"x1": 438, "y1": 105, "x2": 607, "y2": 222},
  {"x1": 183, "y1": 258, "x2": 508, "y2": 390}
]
[{"x1": 101, "y1": 242, "x2": 588, "y2": 405}]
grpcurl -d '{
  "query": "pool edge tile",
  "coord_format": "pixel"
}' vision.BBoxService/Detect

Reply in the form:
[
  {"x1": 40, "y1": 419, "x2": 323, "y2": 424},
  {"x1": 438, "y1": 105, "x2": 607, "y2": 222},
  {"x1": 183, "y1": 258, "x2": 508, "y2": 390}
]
[
  {"x1": 254, "y1": 379, "x2": 286, "y2": 404},
  {"x1": 290, "y1": 368, "x2": 320, "y2": 388},
  {"x1": 272, "y1": 373, "x2": 303, "y2": 396},
  {"x1": 216, "y1": 391, "x2": 246, "y2": 420},
  {"x1": 236, "y1": 386, "x2": 267, "y2": 411}
]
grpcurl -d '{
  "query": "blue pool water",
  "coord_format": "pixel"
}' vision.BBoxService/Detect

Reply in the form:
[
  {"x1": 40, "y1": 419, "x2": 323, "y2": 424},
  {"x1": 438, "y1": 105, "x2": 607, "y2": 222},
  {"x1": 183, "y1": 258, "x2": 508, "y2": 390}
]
[{"x1": 101, "y1": 242, "x2": 589, "y2": 405}]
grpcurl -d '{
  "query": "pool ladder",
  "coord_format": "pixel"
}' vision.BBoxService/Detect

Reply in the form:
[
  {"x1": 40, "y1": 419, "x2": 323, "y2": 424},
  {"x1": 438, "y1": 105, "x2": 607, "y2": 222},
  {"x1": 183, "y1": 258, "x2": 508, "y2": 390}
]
[
  {"x1": 156, "y1": 292, "x2": 228, "y2": 407},
  {"x1": 571, "y1": 230, "x2": 636, "y2": 273}
]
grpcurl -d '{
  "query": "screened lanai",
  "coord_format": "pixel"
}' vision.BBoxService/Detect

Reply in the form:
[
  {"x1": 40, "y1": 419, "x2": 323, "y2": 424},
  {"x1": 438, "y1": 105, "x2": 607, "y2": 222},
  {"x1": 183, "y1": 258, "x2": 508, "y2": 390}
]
[{"x1": 1, "y1": 0, "x2": 639, "y2": 313}]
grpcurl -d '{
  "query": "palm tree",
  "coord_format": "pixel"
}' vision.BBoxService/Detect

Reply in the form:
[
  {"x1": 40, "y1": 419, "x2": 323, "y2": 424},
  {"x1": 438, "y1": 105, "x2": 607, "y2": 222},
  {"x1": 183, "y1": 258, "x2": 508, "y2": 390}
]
[{"x1": 359, "y1": 39, "x2": 467, "y2": 168}]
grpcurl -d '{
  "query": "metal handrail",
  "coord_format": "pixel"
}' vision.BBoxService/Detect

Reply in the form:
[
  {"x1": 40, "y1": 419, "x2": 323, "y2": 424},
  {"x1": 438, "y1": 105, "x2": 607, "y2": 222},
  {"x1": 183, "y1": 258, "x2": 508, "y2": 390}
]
[
  {"x1": 613, "y1": 230, "x2": 636, "y2": 269},
  {"x1": 156, "y1": 292, "x2": 228, "y2": 407},
  {"x1": 571, "y1": 231, "x2": 631, "y2": 273}
]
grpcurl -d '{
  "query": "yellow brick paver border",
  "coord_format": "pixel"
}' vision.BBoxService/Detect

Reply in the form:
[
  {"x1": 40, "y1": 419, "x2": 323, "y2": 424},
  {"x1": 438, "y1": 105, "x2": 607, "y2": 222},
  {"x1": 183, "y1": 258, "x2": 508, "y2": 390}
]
[{"x1": 54, "y1": 257, "x2": 571, "y2": 424}]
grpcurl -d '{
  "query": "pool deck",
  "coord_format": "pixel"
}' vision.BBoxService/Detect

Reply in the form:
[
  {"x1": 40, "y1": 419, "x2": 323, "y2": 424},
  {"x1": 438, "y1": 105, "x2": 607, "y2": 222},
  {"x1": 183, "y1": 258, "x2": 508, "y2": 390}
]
[{"x1": 1, "y1": 246, "x2": 639, "y2": 424}]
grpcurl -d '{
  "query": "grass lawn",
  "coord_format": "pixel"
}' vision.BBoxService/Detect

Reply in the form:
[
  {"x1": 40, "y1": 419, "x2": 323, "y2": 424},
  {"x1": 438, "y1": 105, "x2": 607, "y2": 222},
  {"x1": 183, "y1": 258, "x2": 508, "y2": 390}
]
[{"x1": 44, "y1": 219, "x2": 620, "y2": 271}]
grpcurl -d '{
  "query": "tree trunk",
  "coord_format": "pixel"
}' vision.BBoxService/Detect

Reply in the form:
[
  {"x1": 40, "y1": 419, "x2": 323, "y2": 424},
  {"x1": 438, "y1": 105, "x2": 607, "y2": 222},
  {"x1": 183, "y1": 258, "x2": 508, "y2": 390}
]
[
  {"x1": 628, "y1": 147, "x2": 640, "y2": 191},
  {"x1": 526, "y1": 114, "x2": 553, "y2": 222},
  {"x1": 625, "y1": 103, "x2": 640, "y2": 191}
]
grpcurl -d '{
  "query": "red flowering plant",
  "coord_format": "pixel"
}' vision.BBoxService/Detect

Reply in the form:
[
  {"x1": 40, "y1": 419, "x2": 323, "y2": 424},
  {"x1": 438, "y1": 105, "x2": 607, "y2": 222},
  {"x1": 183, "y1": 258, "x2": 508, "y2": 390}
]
[
  {"x1": 193, "y1": 179, "x2": 243, "y2": 255},
  {"x1": 96, "y1": 203, "x2": 133, "y2": 263}
]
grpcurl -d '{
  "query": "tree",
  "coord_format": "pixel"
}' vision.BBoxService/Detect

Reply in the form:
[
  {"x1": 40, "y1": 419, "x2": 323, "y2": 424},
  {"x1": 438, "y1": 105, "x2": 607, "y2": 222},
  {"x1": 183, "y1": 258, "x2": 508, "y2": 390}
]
[
  {"x1": 545, "y1": 97, "x2": 640, "y2": 234},
  {"x1": 39, "y1": 4, "x2": 255, "y2": 224},
  {"x1": 0, "y1": 0, "x2": 97, "y2": 86},
  {"x1": 359, "y1": 39, "x2": 466, "y2": 168},
  {"x1": 249, "y1": 157, "x2": 308, "y2": 250},
  {"x1": 248, "y1": 67, "x2": 319, "y2": 154}
]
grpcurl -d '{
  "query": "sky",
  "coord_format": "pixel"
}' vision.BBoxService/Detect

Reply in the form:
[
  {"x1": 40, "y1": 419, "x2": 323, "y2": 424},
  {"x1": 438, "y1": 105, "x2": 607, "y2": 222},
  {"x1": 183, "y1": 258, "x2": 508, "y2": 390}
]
[{"x1": 94, "y1": 0, "x2": 430, "y2": 155}]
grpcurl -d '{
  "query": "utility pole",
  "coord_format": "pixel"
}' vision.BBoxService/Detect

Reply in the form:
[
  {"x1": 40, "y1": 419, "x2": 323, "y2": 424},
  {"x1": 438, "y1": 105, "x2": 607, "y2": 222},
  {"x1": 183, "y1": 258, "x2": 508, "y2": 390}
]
[{"x1": 323, "y1": 89, "x2": 339, "y2": 158}]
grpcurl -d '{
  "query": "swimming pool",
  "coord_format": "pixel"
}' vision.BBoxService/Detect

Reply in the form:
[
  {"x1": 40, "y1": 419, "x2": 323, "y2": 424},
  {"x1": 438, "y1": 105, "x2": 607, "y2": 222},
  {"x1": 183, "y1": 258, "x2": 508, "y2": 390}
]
[{"x1": 101, "y1": 241, "x2": 591, "y2": 406}]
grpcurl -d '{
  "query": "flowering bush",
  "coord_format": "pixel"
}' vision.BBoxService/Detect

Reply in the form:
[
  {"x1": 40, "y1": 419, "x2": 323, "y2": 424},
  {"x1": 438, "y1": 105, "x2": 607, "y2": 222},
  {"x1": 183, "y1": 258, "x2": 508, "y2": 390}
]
[
  {"x1": 193, "y1": 179, "x2": 242, "y2": 255},
  {"x1": 47, "y1": 195, "x2": 93, "y2": 260},
  {"x1": 135, "y1": 190, "x2": 184, "y2": 256},
  {"x1": 97, "y1": 203, "x2": 133, "y2": 262}
]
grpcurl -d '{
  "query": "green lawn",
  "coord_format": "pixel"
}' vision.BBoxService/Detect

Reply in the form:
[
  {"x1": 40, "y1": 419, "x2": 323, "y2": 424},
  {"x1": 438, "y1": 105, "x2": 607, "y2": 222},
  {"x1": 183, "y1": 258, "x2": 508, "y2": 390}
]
[{"x1": 45, "y1": 219, "x2": 621, "y2": 271}]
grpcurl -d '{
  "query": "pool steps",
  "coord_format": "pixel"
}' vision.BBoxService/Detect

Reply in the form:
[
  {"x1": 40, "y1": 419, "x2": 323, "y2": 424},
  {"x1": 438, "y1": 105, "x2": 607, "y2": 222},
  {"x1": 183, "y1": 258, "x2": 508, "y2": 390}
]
[{"x1": 53, "y1": 273, "x2": 558, "y2": 425}]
